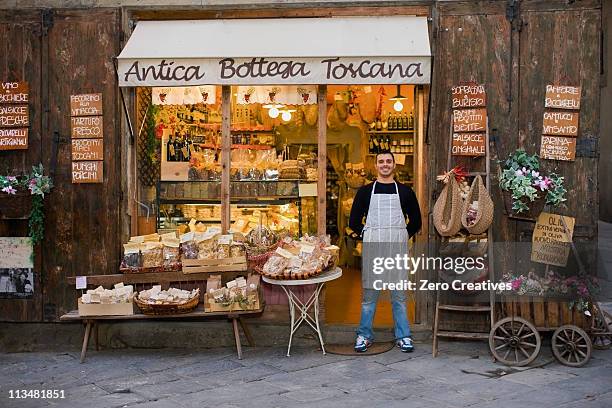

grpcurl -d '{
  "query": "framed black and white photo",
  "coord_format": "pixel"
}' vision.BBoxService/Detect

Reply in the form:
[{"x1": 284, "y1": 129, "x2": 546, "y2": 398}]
[{"x1": 0, "y1": 237, "x2": 34, "y2": 299}]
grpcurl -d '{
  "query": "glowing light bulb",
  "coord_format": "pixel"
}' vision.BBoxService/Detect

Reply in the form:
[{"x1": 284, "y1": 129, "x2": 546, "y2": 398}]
[
  {"x1": 268, "y1": 107, "x2": 280, "y2": 118},
  {"x1": 281, "y1": 110, "x2": 292, "y2": 122},
  {"x1": 393, "y1": 100, "x2": 404, "y2": 112}
]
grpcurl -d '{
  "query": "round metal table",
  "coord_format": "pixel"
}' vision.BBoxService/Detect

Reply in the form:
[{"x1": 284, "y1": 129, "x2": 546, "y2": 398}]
[{"x1": 263, "y1": 267, "x2": 342, "y2": 356}]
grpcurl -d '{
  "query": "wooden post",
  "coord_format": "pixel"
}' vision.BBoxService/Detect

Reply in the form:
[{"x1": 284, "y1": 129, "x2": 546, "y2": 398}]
[
  {"x1": 317, "y1": 85, "x2": 327, "y2": 236},
  {"x1": 221, "y1": 86, "x2": 231, "y2": 234}
]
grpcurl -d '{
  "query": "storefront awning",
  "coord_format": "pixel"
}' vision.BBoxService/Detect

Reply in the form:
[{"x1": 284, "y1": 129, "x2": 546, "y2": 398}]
[{"x1": 117, "y1": 17, "x2": 431, "y2": 87}]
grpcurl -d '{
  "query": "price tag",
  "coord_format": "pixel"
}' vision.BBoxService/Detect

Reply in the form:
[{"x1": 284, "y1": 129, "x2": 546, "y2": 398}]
[{"x1": 76, "y1": 276, "x2": 87, "y2": 290}]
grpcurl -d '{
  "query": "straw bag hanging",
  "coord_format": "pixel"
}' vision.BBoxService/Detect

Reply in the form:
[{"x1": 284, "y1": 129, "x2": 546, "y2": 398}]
[
  {"x1": 433, "y1": 176, "x2": 463, "y2": 237},
  {"x1": 461, "y1": 175, "x2": 494, "y2": 235}
]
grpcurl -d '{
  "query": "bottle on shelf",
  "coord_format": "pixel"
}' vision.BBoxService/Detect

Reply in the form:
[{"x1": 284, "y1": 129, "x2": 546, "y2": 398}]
[
  {"x1": 369, "y1": 137, "x2": 375, "y2": 154},
  {"x1": 409, "y1": 111, "x2": 414, "y2": 129},
  {"x1": 375, "y1": 117, "x2": 382, "y2": 131},
  {"x1": 167, "y1": 135, "x2": 176, "y2": 162},
  {"x1": 401, "y1": 113, "x2": 408, "y2": 130}
]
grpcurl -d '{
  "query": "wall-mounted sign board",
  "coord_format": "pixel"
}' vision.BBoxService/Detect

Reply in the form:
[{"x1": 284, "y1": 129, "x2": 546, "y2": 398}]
[
  {"x1": 531, "y1": 212, "x2": 575, "y2": 267},
  {"x1": 0, "y1": 82, "x2": 29, "y2": 104},
  {"x1": 70, "y1": 93, "x2": 103, "y2": 116},
  {"x1": 0, "y1": 128, "x2": 28, "y2": 150},
  {"x1": 72, "y1": 160, "x2": 103, "y2": 183},
  {"x1": 544, "y1": 85, "x2": 581, "y2": 110},
  {"x1": 540, "y1": 135, "x2": 576, "y2": 161},
  {"x1": 542, "y1": 111, "x2": 579, "y2": 137},
  {"x1": 0, "y1": 105, "x2": 29, "y2": 127},
  {"x1": 451, "y1": 132, "x2": 485, "y2": 156},
  {"x1": 72, "y1": 138, "x2": 104, "y2": 161},
  {"x1": 71, "y1": 116, "x2": 103, "y2": 138},
  {"x1": 451, "y1": 84, "x2": 486, "y2": 109},
  {"x1": 452, "y1": 108, "x2": 486, "y2": 132}
]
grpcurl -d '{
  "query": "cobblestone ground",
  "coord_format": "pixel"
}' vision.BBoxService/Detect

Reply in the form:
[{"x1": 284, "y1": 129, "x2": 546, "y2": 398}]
[{"x1": 1, "y1": 339, "x2": 611, "y2": 408}]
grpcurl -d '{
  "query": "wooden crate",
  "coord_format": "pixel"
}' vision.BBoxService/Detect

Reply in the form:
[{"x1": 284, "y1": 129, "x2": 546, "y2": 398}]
[
  {"x1": 498, "y1": 295, "x2": 590, "y2": 330},
  {"x1": 182, "y1": 256, "x2": 247, "y2": 274}
]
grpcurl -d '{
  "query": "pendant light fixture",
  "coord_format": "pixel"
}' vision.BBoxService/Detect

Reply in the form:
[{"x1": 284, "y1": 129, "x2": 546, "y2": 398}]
[{"x1": 389, "y1": 84, "x2": 407, "y2": 112}]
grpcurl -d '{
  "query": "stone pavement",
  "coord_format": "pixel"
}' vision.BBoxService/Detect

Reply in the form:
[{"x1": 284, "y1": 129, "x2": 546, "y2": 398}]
[{"x1": 1, "y1": 339, "x2": 611, "y2": 408}]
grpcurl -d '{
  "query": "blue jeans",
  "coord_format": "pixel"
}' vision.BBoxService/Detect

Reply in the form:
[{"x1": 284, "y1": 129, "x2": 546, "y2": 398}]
[{"x1": 357, "y1": 289, "x2": 411, "y2": 341}]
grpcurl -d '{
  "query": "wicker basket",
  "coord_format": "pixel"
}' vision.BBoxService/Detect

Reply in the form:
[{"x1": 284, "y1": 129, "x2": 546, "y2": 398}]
[
  {"x1": 134, "y1": 289, "x2": 200, "y2": 315},
  {"x1": 461, "y1": 176, "x2": 494, "y2": 234},
  {"x1": 254, "y1": 265, "x2": 324, "y2": 280},
  {"x1": 0, "y1": 190, "x2": 32, "y2": 219},
  {"x1": 502, "y1": 191, "x2": 546, "y2": 221},
  {"x1": 433, "y1": 176, "x2": 463, "y2": 237}
]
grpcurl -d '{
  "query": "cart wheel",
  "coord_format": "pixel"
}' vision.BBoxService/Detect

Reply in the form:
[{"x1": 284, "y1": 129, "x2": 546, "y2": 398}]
[
  {"x1": 489, "y1": 317, "x2": 541, "y2": 367},
  {"x1": 552, "y1": 325, "x2": 592, "y2": 367},
  {"x1": 592, "y1": 306, "x2": 612, "y2": 350}
]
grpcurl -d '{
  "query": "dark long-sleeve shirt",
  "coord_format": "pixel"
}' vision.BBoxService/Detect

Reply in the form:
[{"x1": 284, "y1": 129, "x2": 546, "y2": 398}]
[{"x1": 349, "y1": 181, "x2": 422, "y2": 239}]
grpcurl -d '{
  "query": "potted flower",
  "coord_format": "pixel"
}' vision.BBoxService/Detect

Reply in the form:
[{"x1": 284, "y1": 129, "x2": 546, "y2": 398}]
[
  {"x1": 0, "y1": 164, "x2": 53, "y2": 244},
  {"x1": 499, "y1": 149, "x2": 567, "y2": 220}
]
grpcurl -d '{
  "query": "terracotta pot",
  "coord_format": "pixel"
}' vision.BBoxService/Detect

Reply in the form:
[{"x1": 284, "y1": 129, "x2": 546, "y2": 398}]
[
  {"x1": 0, "y1": 190, "x2": 32, "y2": 219},
  {"x1": 502, "y1": 190, "x2": 546, "y2": 221}
]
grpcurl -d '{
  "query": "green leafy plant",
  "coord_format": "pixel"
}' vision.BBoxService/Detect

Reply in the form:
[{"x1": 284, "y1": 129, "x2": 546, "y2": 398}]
[
  {"x1": 499, "y1": 149, "x2": 567, "y2": 213},
  {"x1": 145, "y1": 105, "x2": 161, "y2": 166},
  {"x1": 0, "y1": 164, "x2": 53, "y2": 244}
]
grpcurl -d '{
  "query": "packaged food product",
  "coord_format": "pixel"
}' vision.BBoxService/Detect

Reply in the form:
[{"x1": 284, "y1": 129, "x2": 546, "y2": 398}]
[
  {"x1": 162, "y1": 237, "x2": 180, "y2": 266},
  {"x1": 262, "y1": 255, "x2": 289, "y2": 276},
  {"x1": 197, "y1": 232, "x2": 219, "y2": 260},
  {"x1": 216, "y1": 234, "x2": 232, "y2": 259},
  {"x1": 180, "y1": 232, "x2": 199, "y2": 259},
  {"x1": 230, "y1": 242, "x2": 246, "y2": 258},
  {"x1": 122, "y1": 243, "x2": 141, "y2": 268},
  {"x1": 141, "y1": 242, "x2": 164, "y2": 268}
]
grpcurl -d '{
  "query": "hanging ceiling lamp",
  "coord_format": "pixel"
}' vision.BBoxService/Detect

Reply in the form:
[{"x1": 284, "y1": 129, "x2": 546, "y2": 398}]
[{"x1": 389, "y1": 85, "x2": 407, "y2": 112}]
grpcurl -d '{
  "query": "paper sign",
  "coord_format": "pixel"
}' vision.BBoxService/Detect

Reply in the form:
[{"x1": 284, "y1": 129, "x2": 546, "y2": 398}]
[
  {"x1": 72, "y1": 160, "x2": 103, "y2": 183},
  {"x1": 76, "y1": 276, "x2": 87, "y2": 290},
  {"x1": 0, "y1": 237, "x2": 33, "y2": 268},
  {"x1": 545, "y1": 85, "x2": 581, "y2": 110},
  {"x1": 542, "y1": 111, "x2": 579, "y2": 137},
  {"x1": 394, "y1": 154, "x2": 406, "y2": 165},
  {"x1": 71, "y1": 116, "x2": 103, "y2": 138},
  {"x1": 298, "y1": 183, "x2": 318, "y2": 197},
  {"x1": 531, "y1": 212, "x2": 575, "y2": 267},
  {"x1": 70, "y1": 93, "x2": 103, "y2": 116},
  {"x1": 451, "y1": 84, "x2": 486, "y2": 108},
  {"x1": 540, "y1": 135, "x2": 576, "y2": 161},
  {"x1": 0, "y1": 81, "x2": 29, "y2": 104},
  {"x1": 0, "y1": 128, "x2": 28, "y2": 150},
  {"x1": 71, "y1": 138, "x2": 104, "y2": 161},
  {"x1": 453, "y1": 108, "x2": 486, "y2": 132},
  {"x1": 452, "y1": 132, "x2": 485, "y2": 156},
  {"x1": 0, "y1": 104, "x2": 29, "y2": 127}
]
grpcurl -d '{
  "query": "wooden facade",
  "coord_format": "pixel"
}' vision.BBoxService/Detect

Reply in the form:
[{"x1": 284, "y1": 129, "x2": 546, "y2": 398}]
[{"x1": 0, "y1": 1, "x2": 603, "y2": 328}]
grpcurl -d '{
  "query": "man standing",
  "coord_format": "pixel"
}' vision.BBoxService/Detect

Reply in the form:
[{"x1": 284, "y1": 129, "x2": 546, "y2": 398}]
[{"x1": 349, "y1": 152, "x2": 422, "y2": 352}]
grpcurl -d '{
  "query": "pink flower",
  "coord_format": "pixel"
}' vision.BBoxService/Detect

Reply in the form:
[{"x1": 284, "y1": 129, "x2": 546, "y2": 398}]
[
  {"x1": 511, "y1": 277, "x2": 523, "y2": 291},
  {"x1": 515, "y1": 169, "x2": 523, "y2": 176},
  {"x1": 2, "y1": 186, "x2": 16, "y2": 195},
  {"x1": 7, "y1": 176, "x2": 17, "y2": 182},
  {"x1": 531, "y1": 171, "x2": 540, "y2": 178}
]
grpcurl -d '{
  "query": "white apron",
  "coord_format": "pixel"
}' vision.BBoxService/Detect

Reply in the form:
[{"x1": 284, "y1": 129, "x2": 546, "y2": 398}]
[{"x1": 362, "y1": 181, "x2": 409, "y2": 289}]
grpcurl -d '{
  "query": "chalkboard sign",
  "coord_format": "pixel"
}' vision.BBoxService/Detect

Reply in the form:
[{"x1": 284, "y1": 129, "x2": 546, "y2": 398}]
[
  {"x1": 70, "y1": 93, "x2": 103, "y2": 116},
  {"x1": 453, "y1": 108, "x2": 486, "y2": 132},
  {"x1": 451, "y1": 132, "x2": 485, "y2": 156},
  {"x1": 542, "y1": 111, "x2": 578, "y2": 137},
  {"x1": 540, "y1": 135, "x2": 576, "y2": 161},
  {"x1": 0, "y1": 81, "x2": 29, "y2": 104},
  {"x1": 71, "y1": 116, "x2": 103, "y2": 138},
  {"x1": 72, "y1": 161, "x2": 103, "y2": 183},
  {"x1": 72, "y1": 138, "x2": 104, "y2": 161},
  {"x1": 531, "y1": 213, "x2": 575, "y2": 267},
  {"x1": 451, "y1": 84, "x2": 486, "y2": 109},
  {"x1": 544, "y1": 85, "x2": 581, "y2": 110},
  {"x1": 0, "y1": 128, "x2": 28, "y2": 150},
  {"x1": 0, "y1": 104, "x2": 29, "y2": 127}
]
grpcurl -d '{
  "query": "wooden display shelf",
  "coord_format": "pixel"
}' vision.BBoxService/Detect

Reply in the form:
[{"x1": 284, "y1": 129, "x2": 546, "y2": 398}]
[{"x1": 367, "y1": 130, "x2": 415, "y2": 134}]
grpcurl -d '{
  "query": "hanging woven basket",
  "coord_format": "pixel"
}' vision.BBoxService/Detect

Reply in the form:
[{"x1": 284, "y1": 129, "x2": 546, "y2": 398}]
[
  {"x1": 461, "y1": 175, "x2": 494, "y2": 234},
  {"x1": 433, "y1": 176, "x2": 463, "y2": 237}
]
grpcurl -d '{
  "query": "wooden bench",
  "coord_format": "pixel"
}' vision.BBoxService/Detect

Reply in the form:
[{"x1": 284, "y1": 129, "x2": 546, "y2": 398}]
[{"x1": 62, "y1": 271, "x2": 262, "y2": 363}]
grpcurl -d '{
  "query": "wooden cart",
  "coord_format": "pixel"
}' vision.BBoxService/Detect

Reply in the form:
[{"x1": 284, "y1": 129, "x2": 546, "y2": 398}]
[{"x1": 488, "y1": 295, "x2": 612, "y2": 367}]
